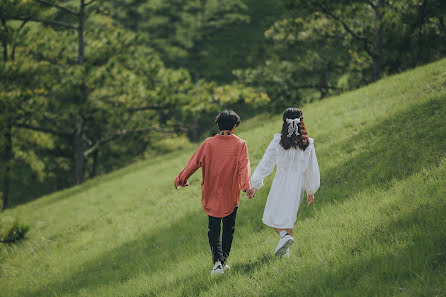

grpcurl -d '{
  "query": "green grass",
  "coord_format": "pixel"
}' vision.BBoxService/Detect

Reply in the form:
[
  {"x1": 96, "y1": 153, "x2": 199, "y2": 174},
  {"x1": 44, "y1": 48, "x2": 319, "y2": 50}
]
[{"x1": 1, "y1": 59, "x2": 446, "y2": 297}]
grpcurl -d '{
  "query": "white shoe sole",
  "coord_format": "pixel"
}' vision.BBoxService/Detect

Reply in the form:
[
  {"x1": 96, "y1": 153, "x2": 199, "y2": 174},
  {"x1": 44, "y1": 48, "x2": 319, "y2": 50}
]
[
  {"x1": 211, "y1": 269, "x2": 224, "y2": 275},
  {"x1": 275, "y1": 237, "x2": 294, "y2": 257},
  {"x1": 211, "y1": 270, "x2": 224, "y2": 275}
]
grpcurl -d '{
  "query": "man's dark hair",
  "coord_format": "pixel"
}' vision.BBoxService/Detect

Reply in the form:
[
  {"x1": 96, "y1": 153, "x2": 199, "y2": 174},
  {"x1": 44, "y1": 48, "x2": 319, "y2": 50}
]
[{"x1": 215, "y1": 110, "x2": 241, "y2": 131}]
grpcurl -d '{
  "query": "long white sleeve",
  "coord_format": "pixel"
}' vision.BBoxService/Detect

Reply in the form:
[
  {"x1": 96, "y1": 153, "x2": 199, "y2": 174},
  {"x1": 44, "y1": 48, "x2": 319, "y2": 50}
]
[
  {"x1": 305, "y1": 145, "x2": 320, "y2": 195},
  {"x1": 251, "y1": 138, "x2": 278, "y2": 190}
]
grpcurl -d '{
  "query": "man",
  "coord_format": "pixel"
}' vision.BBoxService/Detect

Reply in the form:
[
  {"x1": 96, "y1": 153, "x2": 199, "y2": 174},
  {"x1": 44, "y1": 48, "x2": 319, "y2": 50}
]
[{"x1": 174, "y1": 110, "x2": 255, "y2": 275}]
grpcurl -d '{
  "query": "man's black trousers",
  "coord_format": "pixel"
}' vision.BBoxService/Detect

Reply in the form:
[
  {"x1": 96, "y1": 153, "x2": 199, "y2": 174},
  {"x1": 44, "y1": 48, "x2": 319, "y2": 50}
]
[{"x1": 208, "y1": 206, "x2": 238, "y2": 265}]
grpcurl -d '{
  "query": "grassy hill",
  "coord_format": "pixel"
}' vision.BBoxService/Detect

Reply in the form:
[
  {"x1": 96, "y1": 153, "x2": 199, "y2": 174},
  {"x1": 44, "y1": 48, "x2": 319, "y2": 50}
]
[{"x1": 1, "y1": 59, "x2": 445, "y2": 297}]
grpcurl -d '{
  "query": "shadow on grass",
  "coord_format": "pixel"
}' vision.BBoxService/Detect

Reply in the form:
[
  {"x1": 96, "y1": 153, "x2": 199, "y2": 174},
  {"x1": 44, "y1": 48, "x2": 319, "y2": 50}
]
[
  {"x1": 232, "y1": 253, "x2": 275, "y2": 275},
  {"x1": 19, "y1": 205, "x2": 209, "y2": 297},
  {"x1": 19, "y1": 95, "x2": 446, "y2": 297},
  {"x1": 235, "y1": 94, "x2": 446, "y2": 226},
  {"x1": 272, "y1": 180, "x2": 446, "y2": 297},
  {"x1": 298, "y1": 95, "x2": 446, "y2": 220}
]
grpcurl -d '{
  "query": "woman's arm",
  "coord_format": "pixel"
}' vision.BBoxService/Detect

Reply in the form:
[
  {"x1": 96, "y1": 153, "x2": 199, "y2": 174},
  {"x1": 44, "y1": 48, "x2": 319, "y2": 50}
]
[
  {"x1": 305, "y1": 145, "x2": 320, "y2": 198},
  {"x1": 251, "y1": 138, "x2": 277, "y2": 190}
]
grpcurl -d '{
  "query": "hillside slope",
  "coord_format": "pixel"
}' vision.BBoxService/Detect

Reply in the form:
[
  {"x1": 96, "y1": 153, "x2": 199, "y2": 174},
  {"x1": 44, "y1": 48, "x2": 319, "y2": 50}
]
[{"x1": 1, "y1": 59, "x2": 445, "y2": 297}]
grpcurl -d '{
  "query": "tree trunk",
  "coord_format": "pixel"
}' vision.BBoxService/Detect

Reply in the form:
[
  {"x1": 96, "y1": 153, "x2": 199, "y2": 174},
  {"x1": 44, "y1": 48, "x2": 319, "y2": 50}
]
[
  {"x1": 192, "y1": 117, "x2": 200, "y2": 142},
  {"x1": 194, "y1": 55, "x2": 201, "y2": 84},
  {"x1": 73, "y1": 0, "x2": 86, "y2": 184},
  {"x1": 319, "y1": 48, "x2": 329, "y2": 98},
  {"x1": 78, "y1": 0, "x2": 85, "y2": 65},
  {"x1": 1, "y1": 120, "x2": 12, "y2": 210},
  {"x1": 416, "y1": 0, "x2": 427, "y2": 63},
  {"x1": 319, "y1": 72, "x2": 329, "y2": 99},
  {"x1": 372, "y1": 0, "x2": 384, "y2": 81},
  {"x1": 73, "y1": 115, "x2": 84, "y2": 184},
  {"x1": 217, "y1": 0, "x2": 223, "y2": 19},
  {"x1": 1, "y1": 41, "x2": 9, "y2": 209},
  {"x1": 2, "y1": 40, "x2": 7, "y2": 63},
  {"x1": 91, "y1": 149, "x2": 99, "y2": 178}
]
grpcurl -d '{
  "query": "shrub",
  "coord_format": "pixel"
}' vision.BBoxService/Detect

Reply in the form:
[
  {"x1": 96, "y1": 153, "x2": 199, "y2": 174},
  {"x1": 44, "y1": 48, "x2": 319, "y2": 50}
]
[{"x1": 0, "y1": 217, "x2": 30, "y2": 243}]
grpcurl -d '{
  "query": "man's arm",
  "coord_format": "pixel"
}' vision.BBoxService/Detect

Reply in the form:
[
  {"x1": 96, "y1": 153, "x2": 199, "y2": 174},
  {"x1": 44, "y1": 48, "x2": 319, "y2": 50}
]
[
  {"x1": 174, "y1": 141, "x2": 207, "y2": 189},
  {"x1": 238, "y1": 142, "x2": 252, "y2": 192}
]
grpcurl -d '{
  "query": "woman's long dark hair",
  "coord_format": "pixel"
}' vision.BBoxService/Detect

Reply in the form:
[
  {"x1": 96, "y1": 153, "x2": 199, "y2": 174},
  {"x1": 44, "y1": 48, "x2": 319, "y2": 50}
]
[{"x1": 279, "y1": 108, "x2": 309, "y2": 150}]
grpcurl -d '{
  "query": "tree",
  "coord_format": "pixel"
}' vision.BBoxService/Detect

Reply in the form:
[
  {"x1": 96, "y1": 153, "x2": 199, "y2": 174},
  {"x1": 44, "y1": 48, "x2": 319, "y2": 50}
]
[
  {"x1": 111, "y1": 0, "x2": 250, "y2": 83},
  {"x1": 4, "y1": 0, "x2": 189, "y2": 190},
  {"x1": 284, "y1": 0, "x2": 446, "y2": 82},
  {"x1": 0, "y1": 0, "x2": 49, "y2": 209},
  {"x1": 237, "y1": 14, "x2": 348, "y2": 102},
  {"x1": 282, "y1": 0, "x2": 387, "y2": 82}
]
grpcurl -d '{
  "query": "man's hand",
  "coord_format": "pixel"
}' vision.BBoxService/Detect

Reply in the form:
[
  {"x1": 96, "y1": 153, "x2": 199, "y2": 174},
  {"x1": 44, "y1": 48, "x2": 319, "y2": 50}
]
[
  {"x1": 174, "y1": 177, "x2": 180, "y2": 190},
  {"x1": 246, "y1": 188, "x2": 257, "y2": 199},
  {"x1": 307, "y1": 194, "x2": 314, "y2": 205},
  {"x1": 174, "y1": 177, "x2": 188, "y2": 190}
]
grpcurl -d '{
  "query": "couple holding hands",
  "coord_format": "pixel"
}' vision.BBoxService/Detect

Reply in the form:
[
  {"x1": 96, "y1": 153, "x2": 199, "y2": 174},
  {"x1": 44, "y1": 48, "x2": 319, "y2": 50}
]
[{"x1": 174, "y1": 108, "x2": 320, "y2": 275}]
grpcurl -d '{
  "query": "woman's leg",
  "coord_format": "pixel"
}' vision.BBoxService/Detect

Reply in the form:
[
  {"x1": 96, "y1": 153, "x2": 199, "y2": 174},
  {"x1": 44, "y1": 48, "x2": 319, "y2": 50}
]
[
  {"x1": 273, "y1": 228, "x2": 293, "y2": 236},
  {"x1": 273, "y1": 227, "x2": 294, "y2": 256}
]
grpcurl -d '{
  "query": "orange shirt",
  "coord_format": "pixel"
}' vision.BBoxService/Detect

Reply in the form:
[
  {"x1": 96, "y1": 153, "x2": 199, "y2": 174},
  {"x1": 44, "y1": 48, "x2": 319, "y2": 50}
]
[{"x1": 175, "y1": 134, "x2": 251, "y2": 217}]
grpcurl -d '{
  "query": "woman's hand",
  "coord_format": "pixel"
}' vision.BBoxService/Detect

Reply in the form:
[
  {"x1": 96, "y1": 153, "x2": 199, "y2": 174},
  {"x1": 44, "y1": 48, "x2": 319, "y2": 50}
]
[{"x1": 307, "y1": 194, "x2": 314, "y2": 205}]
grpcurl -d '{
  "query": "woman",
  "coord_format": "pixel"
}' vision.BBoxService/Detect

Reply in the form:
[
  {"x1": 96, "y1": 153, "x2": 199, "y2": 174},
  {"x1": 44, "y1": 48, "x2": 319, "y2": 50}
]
[{"x1": 250, "y1": 108, "x2": 320, "y2": 257}]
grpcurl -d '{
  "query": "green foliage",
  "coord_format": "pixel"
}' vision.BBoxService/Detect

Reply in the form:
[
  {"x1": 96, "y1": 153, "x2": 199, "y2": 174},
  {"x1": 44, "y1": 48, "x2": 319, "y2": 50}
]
[
  {"x1": 105, "y1": 0, "x2": 251, "y2": 81},
  {"x1": 1, "y1": 0, "x2": 273, "y2": 206},
  {"x1": 1, "y1": 0, "x2": 445, "y2": 210},
  {"x1": 0, "y1": 216, "x2": 29, "y2": 243},
  {"x1": 200, "y1": 0, "x2": 286, "y2": 82},
  {"x1": 238, "y1": 0, "x2": 446, "y2": 104}
]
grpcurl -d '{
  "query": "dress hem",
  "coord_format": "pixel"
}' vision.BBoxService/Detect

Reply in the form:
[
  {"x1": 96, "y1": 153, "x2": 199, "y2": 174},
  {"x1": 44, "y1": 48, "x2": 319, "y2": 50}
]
[{"x1": 262, "y1": 219, "x2": 295, "y2": 229}]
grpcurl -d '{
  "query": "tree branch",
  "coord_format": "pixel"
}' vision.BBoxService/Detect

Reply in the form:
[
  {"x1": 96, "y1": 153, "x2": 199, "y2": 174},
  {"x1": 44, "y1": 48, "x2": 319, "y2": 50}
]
[
  {"x1": 318, "y1": 4, "x2": 367, "y2": 42},
  {"x1": 0, "y1": 17, "x2": 7, "y2": 62},
  {"x1": 13, "y1": 16, "x2": 78, "y2": 30},
  {"x1": 83, "y1": 127, "x2": 175, "y2": 157},
  {"x1": 85, "y1": 0, "x2": 97, "y2": 7},
  {"x1": 127, "y1": 105, "x2": 171, "y2": 112},
  {"x1": 15, "y1": 123, "x2": 73, "y2": 136},
  {"x1": 0, "y1": 16, "x2": 8, "y2": 32},
  {"x1": 33, "y1": 0, "x2": 79, "y2": 16},
  {"x1": 26, "y1": 47, "x2": 78, "y2": 65},
  {"x1": 363, "y1": 0, "x2": 377, "y2": 10},
  {"x1": 17, "y1": 17, "x2": 31, "y2": 32},
  {"x1": 317, "y1": 3, "x2": 373, "y2": 56},
  {"x1": 12, "y1": 17, "x2": 32, "y2": 60},
  {"x1": 294, "y1": 84, "x2": 340, "y2": 90}
]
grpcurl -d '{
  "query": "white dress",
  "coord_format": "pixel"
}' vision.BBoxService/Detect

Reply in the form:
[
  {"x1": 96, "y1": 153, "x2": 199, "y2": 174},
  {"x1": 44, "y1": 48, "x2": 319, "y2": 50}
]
[{"x1": 251, "y1": 133, "x2": 320, "y2": 228}]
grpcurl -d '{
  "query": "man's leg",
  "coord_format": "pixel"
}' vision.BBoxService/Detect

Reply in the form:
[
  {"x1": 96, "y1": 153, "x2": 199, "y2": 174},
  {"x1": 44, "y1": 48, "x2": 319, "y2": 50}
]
[
  {"x1": 208, "y1": 215, "x2": 223, "y2": 264},
  {"x1": 221, "y1": 206, "x2": 238, "y2": 265}
]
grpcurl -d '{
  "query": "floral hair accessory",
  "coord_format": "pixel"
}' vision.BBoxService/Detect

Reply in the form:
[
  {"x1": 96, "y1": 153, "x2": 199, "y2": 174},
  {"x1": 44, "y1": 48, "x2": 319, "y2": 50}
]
[{"x1": 286, "y1": 118, "x2": 300, "y2": 138}]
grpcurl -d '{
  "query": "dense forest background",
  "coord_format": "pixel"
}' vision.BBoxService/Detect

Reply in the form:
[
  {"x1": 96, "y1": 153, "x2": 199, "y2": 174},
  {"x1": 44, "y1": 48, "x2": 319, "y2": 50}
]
[{"x1": 1, "y1": 0, "x2": 445, "y2": 209}]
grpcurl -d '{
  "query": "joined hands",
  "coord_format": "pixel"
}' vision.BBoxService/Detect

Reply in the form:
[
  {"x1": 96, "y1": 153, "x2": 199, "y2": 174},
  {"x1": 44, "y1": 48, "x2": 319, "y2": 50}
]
[{"x1": 246, "y1": 188, "x2": 257, "y2": 199}]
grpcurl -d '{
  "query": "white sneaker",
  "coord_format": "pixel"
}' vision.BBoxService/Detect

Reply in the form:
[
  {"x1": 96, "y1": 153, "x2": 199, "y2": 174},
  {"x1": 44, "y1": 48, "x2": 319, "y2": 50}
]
[
  {"x1": 282, "y1": 247, "x2": 290, "y2": 258},
  {"x1": 275, "y1": 234, "x2": 294, "y2": 257},
  {"x1": 223, "y1": 264, "x2": 230, "y2": 271},
  {"x1": 211, "y1": 261, "x2": 224, "y2": 275}
]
